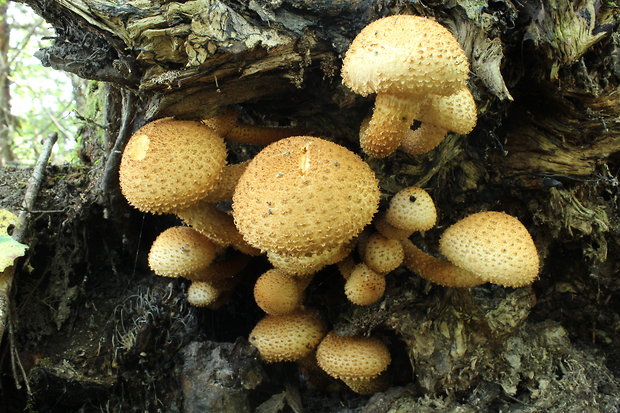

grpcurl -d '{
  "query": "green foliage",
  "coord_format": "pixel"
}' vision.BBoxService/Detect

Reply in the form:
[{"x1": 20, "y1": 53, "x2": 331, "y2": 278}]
[
  {"x1": 0, "y1": 209, "x2": 27, "y2": 271},
  {"x1": 6, "y1": 3, "x2": 85, "y2": 165}
]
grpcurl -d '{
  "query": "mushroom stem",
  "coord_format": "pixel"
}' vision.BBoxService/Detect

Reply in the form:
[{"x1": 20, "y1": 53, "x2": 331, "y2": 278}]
[
  {"x1": 401, "y1": 239, "x2": 485, "y2": 287},
  {"x1": 399, "y1": 123, "x2": 448, "y2": 155},
  {"x1": 360, "y1": 94, "x2": 420, "y2": 158}
]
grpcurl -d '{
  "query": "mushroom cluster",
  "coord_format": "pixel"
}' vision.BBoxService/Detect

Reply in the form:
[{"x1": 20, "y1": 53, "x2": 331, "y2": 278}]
[
  {"x1": 341, "y1": 15, "x2": 477, "y2": 158},
  {"x1": 116, "y1": 14, "x2": 540, "y2": 396}
]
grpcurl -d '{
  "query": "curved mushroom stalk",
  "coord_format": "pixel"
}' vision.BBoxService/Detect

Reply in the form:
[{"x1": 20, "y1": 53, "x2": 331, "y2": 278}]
[
  {"x1": 400, "y1": 88, "x2": 478, "y2": 156},
  {"x1": 402, "y1": 211, "x2": 540, "y2": 288},
  {"x1": 203, "y1": 107, "x2": 301, "y2": 146},
  {"x1": 401, "y1": 239, "x2": 485, "y2": 287},
  {"x1": 360, "y1": 95, "x2": 421, "y2": 158}
]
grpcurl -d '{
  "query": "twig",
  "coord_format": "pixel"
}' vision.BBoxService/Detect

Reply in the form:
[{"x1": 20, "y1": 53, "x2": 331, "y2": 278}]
[
  {"x1": 99, "y1": 89, "x2": 137, "y2": 204},
  {"x1": 0, "y1": 133, "x2": 56, "y2": 393}
]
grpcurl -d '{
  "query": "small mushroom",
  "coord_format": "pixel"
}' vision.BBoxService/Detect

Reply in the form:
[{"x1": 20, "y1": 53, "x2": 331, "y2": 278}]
[
  {"x1": 119, "y1": 118, "x2": 227, "y2": 213},
  {"x1": 148, "y1": 226, "x2": 219, "y2": 278},
  {"x1": 400, "y1": 87, "x2": 477, "y2": 155},
  {"x1": 187, "y1": 278, "x2": 234, "y2": 308},
  {"x1": 249, "y1": 309, "x2": 327, "y2": 363},
  {"x1": 267, "y1": 242, "x2": 354, "y2": 277},
  {"x1": 341, "y1": 15, "x2": 469, "y2": 157},
  {"x1": 344, "y1": 263, "x2": 386, "y2": 306},
  {"x1": 363, "y1": 232, "x2": 404, "y2": 275},
  {"x1": 253, "y1": 269, "x2": 308, "y2": 315},
  {"x1": 316, "y1": 332, "x2": 391, "y2": 394},
  {"x1": 375, "y1": 186, "x2": 437, "y2": 240},
  {"x1": 402, "y1": 211, "x2": 539, "y2": 287}
]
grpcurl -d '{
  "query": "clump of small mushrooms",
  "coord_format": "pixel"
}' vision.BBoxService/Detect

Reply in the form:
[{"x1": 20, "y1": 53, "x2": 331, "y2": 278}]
[{"x1": 116, "y1": 14, "x2": 540, "y2": 395}]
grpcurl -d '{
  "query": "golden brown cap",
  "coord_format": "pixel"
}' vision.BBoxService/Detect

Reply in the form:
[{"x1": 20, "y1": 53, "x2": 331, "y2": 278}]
[
  {"x1": 417, "y1": 87, "x2": 477, "y2": 135},
  {"x1": 187, "y1": 281, "x2": 221, "y2": 307},
  {"x1": 316, "y1": 332, "x2": 391, "y2": 381},
  {"x1": 201, "y1": 161, "x2": 250, "y2": 203},
  {"x1": 267, "y1": 242, "x2": 354, "y2": 276},
  {"x1": 233, "y1": 136, "x2": 380, "y2": 255},
  {"x1": 341, "y1": 15, "x2": 469, "y2": 98},
  {"x1": 148, "y1": 226, "x2": 218, "y2": 278},
  {"x1": 119, "y1": 118, "x2": 227, "y2": 213},
  {"x1": 384, "y1": 187, "x2": 437, "y2": 233},
  {"x1": 363, "y1": 233, "x2": 404, "y2": 274},
  {"x1": 344, "y1": 263, "x2": 386, "y2": 306},
  {"x1": 254, "y1": 269, "x2": 304, "y2": 315},
  {"x1": 439, "y1": 211, "x2": 540, "y2": 287},
  {"x1": 249, "y1": 309, "x2": 327, "y2": 363}
]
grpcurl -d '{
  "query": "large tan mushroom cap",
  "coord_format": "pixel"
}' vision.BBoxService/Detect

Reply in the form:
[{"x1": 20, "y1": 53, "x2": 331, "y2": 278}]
[
  {"x1": 439, "y1": 211, "x2": 540, "y2": 287},
  {"x1": 254, "y1": 269, "x2": 305, "y2": 315},
  {"x1": 148, "y1": 226, "x2": 219, "y2": 278},
  {"x1": 249, "y1": 309, "x2": 327, "y2": 363},
  {"x1": 233, "y1": 136, "x2": 380, "y2": 255},
  {"x1": 384, "y1": 186, "x2": 437, "y2": 233},
  {"x1": 316, "y1": 333, "x2": 391, "y2": 381},
  {"x1": 119, "y1": 118, "x2": 227, "y2": 213},
  {"x1": 342, "y1": 15, "x2": 469, "y2": 98}
]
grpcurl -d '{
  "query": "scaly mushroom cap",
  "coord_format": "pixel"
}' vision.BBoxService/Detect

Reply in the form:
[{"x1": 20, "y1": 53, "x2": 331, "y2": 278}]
[
  {"x1": 316, "y1": 333, "x2": 391, "y2": 381},
  {"x1": 439, "y1": 211, "x2": 540, "y2": 287},
  {"x1": 187, "y1": 280, "x2": 222, "y2": 307},
  {"x1": 249, "y1": 309, "x2": 327, "y2": 363},
  {"x1": 341, "y1": 15, "x2": 469, "y2": 98},
  {"x1": 233, "y1": 136, "x2": 380, "y2": 255},
  {"x1": 344, "y1": 263, "x2": 386, "y2": 306},
  {"x1": 254, "y1": 269, "x2": 305, "y2": 315},
  {"x1": 148, "y1": 226, "x2": 219, "y2": 277},
  {"x1": 201, "y1": 161, "x2": 250, "y2": 203},
  {"x1": 267, "y1": 242, "x2": 354, "y2": 276},
  {"x1": 119, "y1": 118, "x2": 227, "y2": 213},
  {"x1": 384, "y1": 186, "x2": 437, "y2": 233},
  {"x1": 363, "y1": 233, "x2": 404, "y2": 274},
  {"x1": 417, "y1": 87, "x2": 477, "y2": 135}
]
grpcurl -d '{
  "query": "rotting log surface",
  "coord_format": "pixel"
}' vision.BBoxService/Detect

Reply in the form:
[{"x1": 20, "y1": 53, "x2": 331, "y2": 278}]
[{"x1": 6, "y1": 0, "x2": 620, "y2": 411}]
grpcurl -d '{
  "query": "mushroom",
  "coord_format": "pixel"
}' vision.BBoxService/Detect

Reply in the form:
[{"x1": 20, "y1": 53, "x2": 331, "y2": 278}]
[
  {"x1": 266, "y1": 241, "x2": 354, "y2": 277},
  {"x1": 119, "y1": 118, "x2": 227, "y2": 213},
  {"x1": 374, "y1": 186, "x2": 437, "y2": 240},
  {"x1": 399, "y1": 87, "x2": 477, "y2": 155},
  {"x1": 253, "y1": 269, "x2": 309, "y2": 315},
  {"x1": 187, "y1": 278, "x2": 235, "y2": 308},
  {"x1": 203, "y1": 107, "x2": 301, "y2": 146},
  {"x1": 402, "y1": 211, "x2": 539, "y2": 287},
  {"x1": 363, "y1": 232, "x2": 404, "y2": 275},
  {"x1": 249, "y1": 309, "x2": 327, "y2": 363},
  {"x1": 232, "y1": 136, "x2": 380, "y2": 256},
  {"x1": 200, "y1": 161, "x2": 250, "y2": 203},
  {"x1": 344, "y1": 263, "x2": 386, "y2": 306},
  {"x1": 148, "y1": 226, "x2": 219, "y2": 278},
  {"x1": 316, "y1": 332, "x2": 391, "y2": 394},
  {"x1": 341, "y1": 15, "x2": 469, "y2": 157}
]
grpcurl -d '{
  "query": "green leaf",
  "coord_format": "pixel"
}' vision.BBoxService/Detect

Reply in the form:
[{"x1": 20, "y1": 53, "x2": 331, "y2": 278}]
[{"x1": 0, "y1": 210, "x2": 28, "y2": 272}]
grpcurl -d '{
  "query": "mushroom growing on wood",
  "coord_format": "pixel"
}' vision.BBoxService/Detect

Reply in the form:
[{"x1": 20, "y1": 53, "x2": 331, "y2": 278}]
[
  {"x1": 232, "y1": 136, "x2": 380, "y2": 256},
  {"x1": 374, "y1": 186, "x2": 437, "y2": 240},
  {"x1": 148, "y1": 226, "x2": 219, "y2": 278},
  {"x1": 402, "y1": 211, "x2": 540, "y2": 287},
  {"x1": 249, "y1": 309, "x2": 326, "y2": 363},
  {"x1": 341, "y1": 15, "x2": 469, "y2": 157},
  {"x1": 399, "y1": 87, "x2": 477, "y2": 155},
  {"x1": 119, "y1": 118, "x2": 227, "y2": 213},
  {"x1": 316, "y1": 332, "x2": 391, "y2": 394}
]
